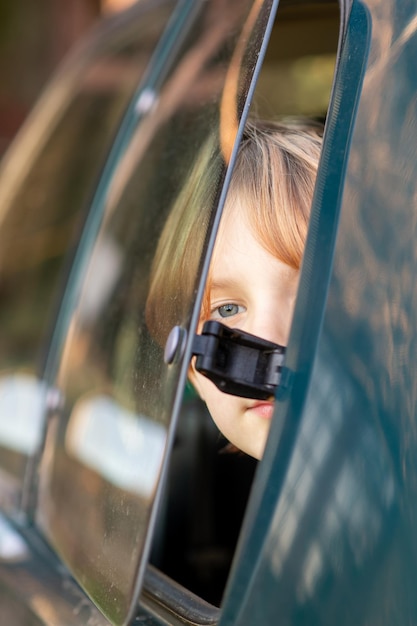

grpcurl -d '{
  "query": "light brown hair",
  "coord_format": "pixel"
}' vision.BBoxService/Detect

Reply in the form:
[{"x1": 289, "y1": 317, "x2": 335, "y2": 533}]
[{"x1": 146, "y1": 118, "x2": 323, "y2": 343}]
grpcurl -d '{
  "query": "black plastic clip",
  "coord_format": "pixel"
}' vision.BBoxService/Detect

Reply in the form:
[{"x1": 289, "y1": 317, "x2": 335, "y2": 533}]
[{"x1": 192, "y1": 320, "x2": 286, "y2": 400}]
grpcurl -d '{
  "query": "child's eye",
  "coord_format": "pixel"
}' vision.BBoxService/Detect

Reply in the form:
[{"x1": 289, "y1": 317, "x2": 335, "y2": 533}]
[{"x1": 212, "y1": 303, "x2": 245, "y2": 318}]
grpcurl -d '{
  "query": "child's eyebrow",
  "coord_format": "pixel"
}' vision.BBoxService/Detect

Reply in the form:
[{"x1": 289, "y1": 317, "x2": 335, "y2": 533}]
[{"x1": 210, "y1": 278, "x2": 241, "y2": 292}]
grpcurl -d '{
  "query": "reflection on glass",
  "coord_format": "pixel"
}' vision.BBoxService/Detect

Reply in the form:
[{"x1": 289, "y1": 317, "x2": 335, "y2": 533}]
[
  {"x1": 0, "y1": 2, "x2": 174, "y2": 510},
  {"x1": 0, "y1": 375, "x2": 45, "y2": 456},
  {"x1": 0, "y1": 513, "x2": 29, "y2": 563},
  {"x1": 37, "y1": 0, "x2": 276, "y2": 623},
  {"x1": 66, "y1": 395, "x2": 165, "y2": 496},
  {"x1": 262, "y1": 341, "x2": 395, "y2": 618},
  {"x1": 0, "y1": 374, "x2": 47, "y2": 511}
]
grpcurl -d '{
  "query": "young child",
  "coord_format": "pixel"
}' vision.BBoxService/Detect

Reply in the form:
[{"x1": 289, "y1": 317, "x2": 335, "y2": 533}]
[{"x1": 146, "y1": 119, "x2": 323, "y2": 460}]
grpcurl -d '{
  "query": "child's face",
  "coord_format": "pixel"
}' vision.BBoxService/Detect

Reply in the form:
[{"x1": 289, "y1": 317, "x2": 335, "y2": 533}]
[{"x1": 191, "y1": 203, "x2": 300, "y2": 459}]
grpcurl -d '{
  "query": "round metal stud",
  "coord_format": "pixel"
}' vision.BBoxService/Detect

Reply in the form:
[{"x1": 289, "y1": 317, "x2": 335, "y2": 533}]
[{"x1": 164, "y1": 325, "x2": 187, "y2": 365}]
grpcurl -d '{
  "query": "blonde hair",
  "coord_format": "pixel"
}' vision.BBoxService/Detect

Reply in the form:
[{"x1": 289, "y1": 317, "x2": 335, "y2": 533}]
[
  {"x1": 146, "y1": 132, "x2": 224, "y2": 344},
  {"x1": 200, "y1": 119, "x2": 323, "y2": 319},
  {"x1": 146, "y1": 118, "x2": 323, "y2": 343}
]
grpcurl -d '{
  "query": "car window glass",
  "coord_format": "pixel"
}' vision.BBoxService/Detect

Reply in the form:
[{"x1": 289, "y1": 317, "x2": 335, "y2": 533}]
[
  {"x1": 0, "y1": 1, "x2": 176, "y2": 512},
  {"x1": 146, "y1": 0, "x2": 340, "y2": 612},
  {"x1": 36, "y1": 1, "x2": 277, "y2": 624}
]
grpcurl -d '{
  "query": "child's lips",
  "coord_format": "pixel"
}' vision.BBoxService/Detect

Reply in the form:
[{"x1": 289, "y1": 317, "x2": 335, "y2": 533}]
[{"x1": 247, "y1": 400, "x2": 275, "y2": 419}]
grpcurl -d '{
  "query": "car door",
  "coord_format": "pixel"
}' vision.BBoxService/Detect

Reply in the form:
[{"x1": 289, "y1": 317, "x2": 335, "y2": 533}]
[{"x1": 4, "y1": 1, "x2": 397, "y2": 625}]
